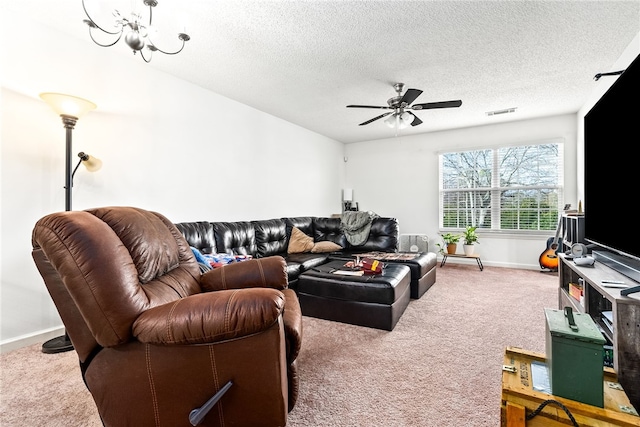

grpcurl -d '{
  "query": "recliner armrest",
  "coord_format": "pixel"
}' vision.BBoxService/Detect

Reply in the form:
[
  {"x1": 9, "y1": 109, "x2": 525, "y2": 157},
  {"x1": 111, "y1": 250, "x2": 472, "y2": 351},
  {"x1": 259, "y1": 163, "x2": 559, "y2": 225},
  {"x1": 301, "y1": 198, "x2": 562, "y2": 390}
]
[
  {"x1": 200, "y1": 256, "x2": 288, "y2": 292},
  {"x1": 132, "y1": 288, "x2": 285, "y2": 345},
  {"x1": 282, "y1": 288, "x2": 302, "y2": 362}
]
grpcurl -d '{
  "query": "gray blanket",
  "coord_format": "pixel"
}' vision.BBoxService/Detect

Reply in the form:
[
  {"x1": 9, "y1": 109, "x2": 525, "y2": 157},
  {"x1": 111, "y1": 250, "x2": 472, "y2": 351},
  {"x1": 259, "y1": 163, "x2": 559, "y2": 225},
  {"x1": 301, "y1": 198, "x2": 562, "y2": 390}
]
[{"x1": 341, "y1": 211, "x2": 379, "y2": 246}]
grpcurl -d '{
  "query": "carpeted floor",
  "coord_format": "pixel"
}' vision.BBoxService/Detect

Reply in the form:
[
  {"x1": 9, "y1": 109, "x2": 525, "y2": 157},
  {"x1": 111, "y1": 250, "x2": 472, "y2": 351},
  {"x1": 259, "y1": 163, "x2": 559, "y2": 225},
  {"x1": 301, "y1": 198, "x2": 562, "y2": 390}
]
[{"x1": 0, "y1": 264, "x2": 558, "y2": 426}]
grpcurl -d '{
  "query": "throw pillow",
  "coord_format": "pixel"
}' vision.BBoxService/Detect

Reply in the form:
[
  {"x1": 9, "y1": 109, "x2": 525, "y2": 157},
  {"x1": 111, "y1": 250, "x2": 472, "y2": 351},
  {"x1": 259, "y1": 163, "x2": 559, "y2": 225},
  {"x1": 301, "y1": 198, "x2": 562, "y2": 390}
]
[
  {"x1": 288, "y1": 227, "x2": 315, "y2": 254},
  {"x1": 311, "y1": 240, "x2": 343, "y2": 253}
]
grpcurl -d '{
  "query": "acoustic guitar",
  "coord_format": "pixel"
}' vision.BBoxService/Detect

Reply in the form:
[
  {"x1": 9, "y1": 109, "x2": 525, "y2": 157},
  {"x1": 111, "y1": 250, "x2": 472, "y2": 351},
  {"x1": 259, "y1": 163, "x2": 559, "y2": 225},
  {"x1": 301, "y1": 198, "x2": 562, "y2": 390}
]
[{"x1": 539, "y1": 217, "x2": 563, "y2": 271}]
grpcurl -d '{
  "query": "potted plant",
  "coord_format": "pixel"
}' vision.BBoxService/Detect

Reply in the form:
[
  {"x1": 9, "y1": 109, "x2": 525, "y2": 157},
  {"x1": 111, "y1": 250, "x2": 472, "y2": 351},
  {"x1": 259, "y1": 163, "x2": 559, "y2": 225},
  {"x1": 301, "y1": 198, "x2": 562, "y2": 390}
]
[
  {"x1": 437, "y1": 232, "x2": 462, "y2": 255},
  {"x1": 462, "y1": 226, "x2": 479, "y2": 255}
]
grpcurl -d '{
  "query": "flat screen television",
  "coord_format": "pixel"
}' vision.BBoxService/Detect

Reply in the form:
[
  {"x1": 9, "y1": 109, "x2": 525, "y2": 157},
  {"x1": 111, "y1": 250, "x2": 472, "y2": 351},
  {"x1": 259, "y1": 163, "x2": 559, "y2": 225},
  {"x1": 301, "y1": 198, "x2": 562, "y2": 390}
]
[{"x1": 584, "y1": 53, "x2": 640, "y2": 284}]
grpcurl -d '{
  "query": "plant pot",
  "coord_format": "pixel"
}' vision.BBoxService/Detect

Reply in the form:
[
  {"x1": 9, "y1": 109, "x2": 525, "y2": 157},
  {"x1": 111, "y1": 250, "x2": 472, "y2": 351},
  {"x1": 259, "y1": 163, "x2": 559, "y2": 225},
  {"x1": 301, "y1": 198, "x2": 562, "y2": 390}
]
[
  {"x1": 446, "y1": 243, "x2": 457, "y2": 254},
  {"x1": 463, "y1": 244, "x2": 475, "y2": 256}
]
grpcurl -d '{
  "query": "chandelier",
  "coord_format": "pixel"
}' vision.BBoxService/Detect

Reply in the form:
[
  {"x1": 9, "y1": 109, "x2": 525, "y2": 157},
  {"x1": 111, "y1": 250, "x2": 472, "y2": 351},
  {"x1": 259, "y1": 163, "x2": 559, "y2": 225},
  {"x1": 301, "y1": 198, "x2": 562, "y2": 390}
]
[{"x1": 82, "y1": 0, "x2": 190, "y2": 63}]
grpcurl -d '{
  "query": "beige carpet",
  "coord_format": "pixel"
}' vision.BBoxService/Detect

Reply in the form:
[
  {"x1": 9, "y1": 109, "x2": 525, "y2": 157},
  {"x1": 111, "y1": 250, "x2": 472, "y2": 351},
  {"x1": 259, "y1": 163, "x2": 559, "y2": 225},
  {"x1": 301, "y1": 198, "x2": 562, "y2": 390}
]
[{"x1": 0, "y1": 264, "x2": 558, "y2": 426}]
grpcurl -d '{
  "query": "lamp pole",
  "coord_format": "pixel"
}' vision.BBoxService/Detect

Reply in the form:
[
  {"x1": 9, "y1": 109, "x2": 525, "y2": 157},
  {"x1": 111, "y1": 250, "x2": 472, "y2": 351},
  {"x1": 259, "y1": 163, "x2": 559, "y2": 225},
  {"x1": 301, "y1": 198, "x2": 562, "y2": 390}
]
[
  {"x1": 63, "y1": 115, "x2": 77, "y2": 211},
  {"x1": 40, "y1": 93, "x2": 96, "y2": 354},
  {"x1": 40, "y1": 114, "x2": 79, "y2": 354}
]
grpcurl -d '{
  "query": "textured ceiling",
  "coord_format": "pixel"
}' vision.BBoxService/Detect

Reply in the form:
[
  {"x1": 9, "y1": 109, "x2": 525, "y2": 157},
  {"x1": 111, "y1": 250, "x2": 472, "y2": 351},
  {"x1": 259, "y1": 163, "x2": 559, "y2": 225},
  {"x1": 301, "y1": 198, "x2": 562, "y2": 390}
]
[{"x1": 4, "y1": 1, "x2": 640, "y2": 143}]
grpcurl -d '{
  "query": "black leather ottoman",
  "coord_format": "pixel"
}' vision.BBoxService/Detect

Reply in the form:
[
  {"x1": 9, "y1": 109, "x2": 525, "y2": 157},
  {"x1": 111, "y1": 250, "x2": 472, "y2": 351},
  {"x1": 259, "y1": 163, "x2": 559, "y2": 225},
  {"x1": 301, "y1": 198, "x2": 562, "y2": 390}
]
[
  {"x1": 296, "y1": 260, "x2": 411, "y2": 331},
  {"x1": 385, "y1": 252, "x2": 437, "y2": 299},
  {"x1": 330, "y1": 252, "x2": 437, "y2": 299}
]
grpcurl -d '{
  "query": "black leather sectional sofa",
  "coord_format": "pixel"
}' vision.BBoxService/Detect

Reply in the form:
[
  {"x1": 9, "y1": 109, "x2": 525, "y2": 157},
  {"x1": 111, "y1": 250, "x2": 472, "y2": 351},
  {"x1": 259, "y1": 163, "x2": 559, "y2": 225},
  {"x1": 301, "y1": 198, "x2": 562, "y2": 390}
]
[{"x1": 175, "y1": 216, "x2": 437, "y2": 330}]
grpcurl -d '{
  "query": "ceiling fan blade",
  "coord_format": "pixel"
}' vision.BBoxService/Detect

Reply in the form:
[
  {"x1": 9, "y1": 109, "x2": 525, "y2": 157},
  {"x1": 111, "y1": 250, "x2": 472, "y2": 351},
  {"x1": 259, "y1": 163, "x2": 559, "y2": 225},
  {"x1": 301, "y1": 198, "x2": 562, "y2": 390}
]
[
  {"x1": 412, "y1": 100, "x2": 462, "y2": 110},
  {"x1": 408, "y1": 112, "x2": 423, "y2": 126},
  {"x1": 359, "y1": 112, "x2": 392, "y2": 126},
  {"x1": 400, "y1": 88, "x2": 423, "y2": 106},
  {"x1": 347, "y1": 105, "x2": 391, "y2": 109}
]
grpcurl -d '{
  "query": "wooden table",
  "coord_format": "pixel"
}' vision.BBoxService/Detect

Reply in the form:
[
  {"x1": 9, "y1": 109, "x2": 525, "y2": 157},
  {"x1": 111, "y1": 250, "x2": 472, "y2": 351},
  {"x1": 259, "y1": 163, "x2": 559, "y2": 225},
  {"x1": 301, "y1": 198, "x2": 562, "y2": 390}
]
[
  {"x1": 501, "y1": 347, "x2": 639, "y2": 427},
  {"x1": 439, "y1": 253, "x2": 483, "y2": 271}
]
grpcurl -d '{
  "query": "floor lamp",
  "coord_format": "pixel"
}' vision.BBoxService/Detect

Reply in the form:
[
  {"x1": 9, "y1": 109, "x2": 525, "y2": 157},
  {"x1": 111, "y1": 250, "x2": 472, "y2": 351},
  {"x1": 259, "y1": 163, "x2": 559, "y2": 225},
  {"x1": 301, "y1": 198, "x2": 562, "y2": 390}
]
[{"x1": 39, "y1": 92, "x2": 98, "y2": 354}]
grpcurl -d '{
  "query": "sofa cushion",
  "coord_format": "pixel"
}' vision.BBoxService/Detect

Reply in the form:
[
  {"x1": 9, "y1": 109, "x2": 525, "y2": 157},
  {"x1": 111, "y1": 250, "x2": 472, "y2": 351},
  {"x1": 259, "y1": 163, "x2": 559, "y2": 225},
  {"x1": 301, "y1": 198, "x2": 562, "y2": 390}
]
[
  {"x1": 288, "y1": 227, "x2": 315, "y2": 254},
  {"x1": 285, "y1": 253, "x2": 330, "y2": 271},
  {"x1": 311, "y1": 240, "x2": 343, "y2": 253},
  {"x1": 284, "y1": 217, "x2": 315, "y2": 240},
  {"x1": 253, "y1": 219, "x2": 288, "y2": 258},
  {"x1": 346, "y1": 217, "x2": 399, "y2": 252},
  {"x1": 314, "y1": 217, "x2": 348, "y2": 248},
  {"x1": 213, "y1": 222, "x2": 257, "y2": 256},
  {"x1": 285, "y1": 261, "x2": 303, "y2": 279},
  {"x1": 174, "y1": 221, "x2": 217, "y2": 254}
]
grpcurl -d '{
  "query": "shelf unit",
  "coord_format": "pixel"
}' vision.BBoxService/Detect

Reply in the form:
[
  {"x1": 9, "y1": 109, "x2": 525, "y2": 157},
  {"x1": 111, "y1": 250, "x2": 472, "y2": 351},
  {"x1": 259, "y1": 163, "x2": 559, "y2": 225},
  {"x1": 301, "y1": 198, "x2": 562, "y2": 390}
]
[
  {"x1": 560, "y1": 214, "x2": 585, "y2": 253},
  {"x1": 558, "y1": 253, "x2": 640, "y2": 411}
]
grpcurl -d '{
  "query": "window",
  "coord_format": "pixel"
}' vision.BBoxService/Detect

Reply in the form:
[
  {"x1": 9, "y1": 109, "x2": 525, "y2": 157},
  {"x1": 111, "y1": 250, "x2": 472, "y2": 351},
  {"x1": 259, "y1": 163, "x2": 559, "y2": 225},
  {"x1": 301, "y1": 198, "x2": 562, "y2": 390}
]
[{"x1": 439, "y1": 140, "x2": 563, "y2": 232}]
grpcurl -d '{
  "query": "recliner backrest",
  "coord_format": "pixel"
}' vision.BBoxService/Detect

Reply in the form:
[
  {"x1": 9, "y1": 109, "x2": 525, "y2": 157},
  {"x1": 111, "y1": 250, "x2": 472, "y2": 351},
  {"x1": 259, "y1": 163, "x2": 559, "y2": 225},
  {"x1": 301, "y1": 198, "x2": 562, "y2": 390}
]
[{"x1": 31, "y1": 207, "x2": 202, "y2": 349}]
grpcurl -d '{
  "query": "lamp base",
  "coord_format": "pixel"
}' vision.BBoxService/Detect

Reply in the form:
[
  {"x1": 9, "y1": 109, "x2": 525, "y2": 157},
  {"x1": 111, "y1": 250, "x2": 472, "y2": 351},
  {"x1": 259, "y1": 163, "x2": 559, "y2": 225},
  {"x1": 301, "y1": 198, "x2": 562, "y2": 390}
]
[{"x1": 41, "y1": 333, "x2": 74, "y2": 354}]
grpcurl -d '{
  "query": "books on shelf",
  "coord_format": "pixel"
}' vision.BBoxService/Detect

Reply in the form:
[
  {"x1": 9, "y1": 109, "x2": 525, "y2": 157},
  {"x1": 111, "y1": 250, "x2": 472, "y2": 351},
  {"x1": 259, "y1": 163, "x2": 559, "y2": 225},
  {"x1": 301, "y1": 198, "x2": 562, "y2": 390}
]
[
  {"x1": 601, "y1": 311, "x2": 613, "y2": 332},
  {"x1": 569, "y1": 282, "x2": 584, "y2": 306}
]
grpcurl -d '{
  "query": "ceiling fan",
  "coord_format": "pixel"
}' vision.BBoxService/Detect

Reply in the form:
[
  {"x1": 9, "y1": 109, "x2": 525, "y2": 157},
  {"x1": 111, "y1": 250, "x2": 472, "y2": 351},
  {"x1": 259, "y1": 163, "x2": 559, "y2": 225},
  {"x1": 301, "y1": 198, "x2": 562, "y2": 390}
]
[{"x1": 347, "y1": 83, "x2": 462, "y2": 128}]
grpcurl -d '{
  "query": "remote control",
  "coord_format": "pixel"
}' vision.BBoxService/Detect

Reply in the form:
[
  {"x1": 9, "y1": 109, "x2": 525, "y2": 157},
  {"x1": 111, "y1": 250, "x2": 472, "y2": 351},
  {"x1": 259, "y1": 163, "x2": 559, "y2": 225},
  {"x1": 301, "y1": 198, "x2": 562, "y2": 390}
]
[{"x1": 602, "y1": 283, "x2": 628, "y2": 288}]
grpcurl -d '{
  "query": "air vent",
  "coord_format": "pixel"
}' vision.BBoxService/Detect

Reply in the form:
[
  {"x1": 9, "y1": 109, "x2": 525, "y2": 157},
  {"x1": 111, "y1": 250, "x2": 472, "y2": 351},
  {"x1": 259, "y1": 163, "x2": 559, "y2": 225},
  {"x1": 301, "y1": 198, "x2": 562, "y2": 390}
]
[{"x1": 486, "y1": 107, "x2": 517, "y2": 116}]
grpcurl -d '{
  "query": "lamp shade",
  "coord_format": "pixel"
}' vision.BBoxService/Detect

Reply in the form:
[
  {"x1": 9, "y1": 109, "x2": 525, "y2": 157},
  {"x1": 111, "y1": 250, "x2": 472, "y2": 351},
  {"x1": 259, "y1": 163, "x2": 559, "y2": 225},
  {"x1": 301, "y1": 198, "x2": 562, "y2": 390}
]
[
  {"x1": 343, "y1": 188, "x2": 353, "y2": 202},
  {"x1": 384, "y1": 114, "x2": 396, "y2": 128},
  {"x1": 79, "y1": 152, "x2": 103, "y2": 172},
  {"x1": 40, "y1": 93, "x2": 96, "y2": 119}
]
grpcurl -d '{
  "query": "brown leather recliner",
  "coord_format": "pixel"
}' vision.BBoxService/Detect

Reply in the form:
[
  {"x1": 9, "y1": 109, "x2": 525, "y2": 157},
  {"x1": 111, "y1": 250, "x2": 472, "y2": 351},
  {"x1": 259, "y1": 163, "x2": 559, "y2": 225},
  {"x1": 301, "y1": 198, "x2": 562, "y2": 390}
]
[{"x1": 31, "y1": 206, "x2": 302, "y2": 427}]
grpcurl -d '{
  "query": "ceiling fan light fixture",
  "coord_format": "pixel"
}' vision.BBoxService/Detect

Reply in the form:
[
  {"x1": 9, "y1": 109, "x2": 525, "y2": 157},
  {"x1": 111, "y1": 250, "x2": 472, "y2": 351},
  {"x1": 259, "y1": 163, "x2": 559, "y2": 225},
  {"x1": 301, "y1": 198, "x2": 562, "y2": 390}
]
[
  {"x1": 400, "y1": 111, "x2": 413, "y2": 125},
  {"x1": 384, "y1": 114, "x2": 397, "y2": 128}
]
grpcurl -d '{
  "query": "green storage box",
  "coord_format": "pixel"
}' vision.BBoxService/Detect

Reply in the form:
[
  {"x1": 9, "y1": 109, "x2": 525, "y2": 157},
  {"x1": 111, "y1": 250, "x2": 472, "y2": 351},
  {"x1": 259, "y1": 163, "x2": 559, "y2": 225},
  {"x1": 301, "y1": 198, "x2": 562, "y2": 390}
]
[{"x1": 544, "y1": 307, "x2": 606, "y2": 407}]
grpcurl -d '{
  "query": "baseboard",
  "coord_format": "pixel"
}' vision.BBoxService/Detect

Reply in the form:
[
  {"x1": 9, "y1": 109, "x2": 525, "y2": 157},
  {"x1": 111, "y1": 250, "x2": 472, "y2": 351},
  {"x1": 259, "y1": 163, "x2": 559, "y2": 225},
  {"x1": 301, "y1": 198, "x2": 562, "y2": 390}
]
[
  {"x1": 0, "y1": 326, "x2": 65, "y2": 354},
  {"x1": 437, "y1": 256, "x2": 541, "y2": 271}
]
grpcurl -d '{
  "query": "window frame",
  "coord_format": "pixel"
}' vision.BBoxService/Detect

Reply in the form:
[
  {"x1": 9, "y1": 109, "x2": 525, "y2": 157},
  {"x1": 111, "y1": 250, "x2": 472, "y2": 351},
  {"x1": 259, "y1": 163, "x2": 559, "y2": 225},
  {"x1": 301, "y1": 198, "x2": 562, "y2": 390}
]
[{"x1": 438, "y1": 138, "x2": 564, "y2": 235}]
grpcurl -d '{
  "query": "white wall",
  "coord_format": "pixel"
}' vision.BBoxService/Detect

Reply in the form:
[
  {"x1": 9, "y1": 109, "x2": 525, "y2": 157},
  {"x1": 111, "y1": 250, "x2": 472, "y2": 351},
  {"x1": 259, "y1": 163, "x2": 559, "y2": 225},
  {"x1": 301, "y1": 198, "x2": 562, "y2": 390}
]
[
  {"x1": 577, "y1": 32, "x2": 640, "y2": 203},
  {"x1": 0, "y1": 10, "x2": 343, "y2": 348},
  {"x1": 344, "y1": 114, "x2": 579, "y2": 269}
]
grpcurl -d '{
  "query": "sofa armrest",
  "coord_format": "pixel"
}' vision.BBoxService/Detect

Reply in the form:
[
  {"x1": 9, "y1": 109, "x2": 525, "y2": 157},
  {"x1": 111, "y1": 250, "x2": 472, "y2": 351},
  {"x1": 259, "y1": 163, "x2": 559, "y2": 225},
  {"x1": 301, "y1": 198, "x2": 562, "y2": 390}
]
[
  {"x1": 132, "y1": 288, "x2": 285, "y2": 345},
  {"x1": 199, "y1": 256, "x2": 288, "y2": 292}
]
